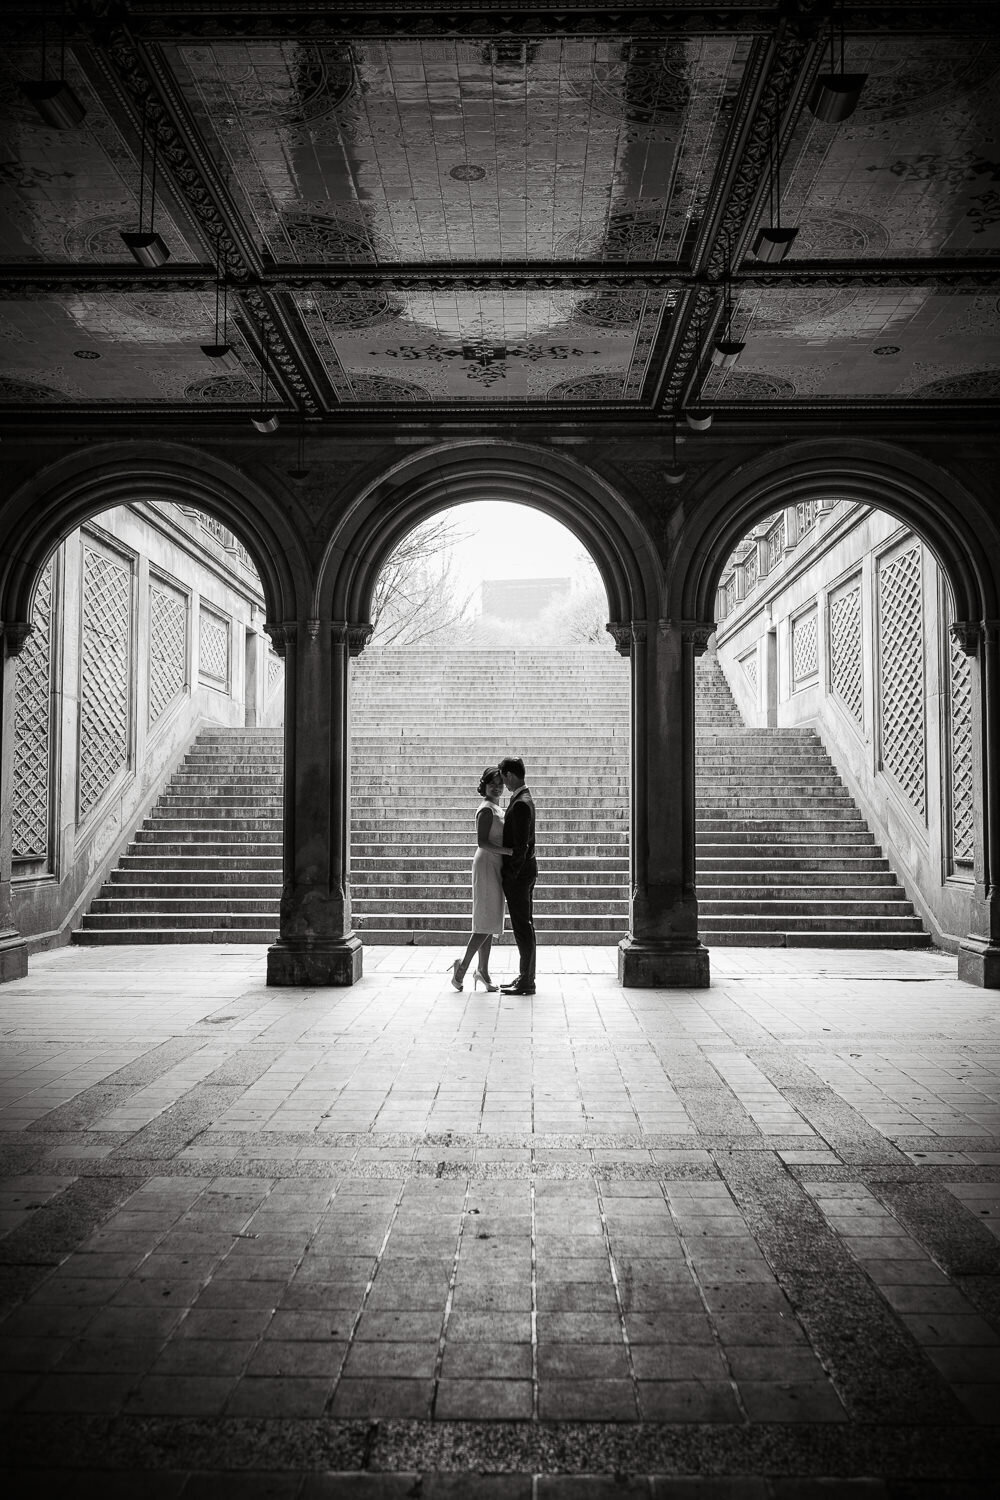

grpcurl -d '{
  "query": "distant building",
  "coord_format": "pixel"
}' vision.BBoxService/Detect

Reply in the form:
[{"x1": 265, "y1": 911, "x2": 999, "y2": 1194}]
[{"x1": 479, "y1": 576, "x2": 570, "y2": 622}]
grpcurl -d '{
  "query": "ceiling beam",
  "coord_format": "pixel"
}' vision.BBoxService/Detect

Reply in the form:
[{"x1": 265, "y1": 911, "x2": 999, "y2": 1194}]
[{"x1": 4, "y1": 260, "x2": 997, "y2": 297}]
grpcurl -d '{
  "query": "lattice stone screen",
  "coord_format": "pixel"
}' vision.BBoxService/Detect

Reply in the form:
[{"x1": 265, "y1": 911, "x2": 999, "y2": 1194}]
[
  {"x1": 949, "y1": 633, "x2": 975, "y2": 865},
  {"x1": 12, "y1": 561, "x2": 53, "y2": 860},
  {"x1": 267, "y1": 653, "x2": 283, "y2": 694},
  {"x1": 791, "y1": 608, "x2": 819, "y2": 686},
  {"x1": 877, "y1": 542, "x2": 926, "y2": 818},
  {"x1": 739, "y1": 649, "x2": 758, "y2": 694},
  {"x1": 79, "y1": 542, "x2": 132, "y2": 820},
  {"x1": 200, "y1": 608, "x2": 230, "y2": 688},
  {"x1": 829, "y1": 576, "x2": 864, "y2": 725},
  {"x1": 149, "y1": 581, "x2": 187, "y2": 724}
]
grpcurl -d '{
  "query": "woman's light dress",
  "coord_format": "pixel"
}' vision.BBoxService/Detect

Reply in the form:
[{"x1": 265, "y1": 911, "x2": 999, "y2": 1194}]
[{"x1": 471, "y1": 800, "x2": 505, "y2": 936}]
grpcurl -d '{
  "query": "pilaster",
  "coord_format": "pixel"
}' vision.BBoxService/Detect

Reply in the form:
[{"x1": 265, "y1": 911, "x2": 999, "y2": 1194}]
[
  {"x1": 0, "y1": 624, "x2": 31, "y2": 982},
  {"x1": 953, "y1": 620, "x2": 1000, "y2": 988},
  {"x1": 266, "y1": 619, "x2": 362, "y2": 986},
  {"x1": 619, "y1": 618, "x2": 711, "y2": 989}
]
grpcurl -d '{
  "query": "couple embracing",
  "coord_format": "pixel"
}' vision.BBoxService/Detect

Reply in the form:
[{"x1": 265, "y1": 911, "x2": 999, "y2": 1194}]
[{"x1": 449, "y1": 756, "x2": 536, "y2": 996}]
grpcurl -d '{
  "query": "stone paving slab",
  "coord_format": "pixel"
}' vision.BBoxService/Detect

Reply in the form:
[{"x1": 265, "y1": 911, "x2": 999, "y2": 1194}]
[{"x1": 0, "y1": 944, "x2": 998, "y2": 1492}]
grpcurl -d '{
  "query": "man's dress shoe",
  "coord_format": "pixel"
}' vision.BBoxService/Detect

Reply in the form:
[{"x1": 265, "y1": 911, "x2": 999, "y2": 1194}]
[{"x1": 501, "y1": 979, "x2": 536, "y2": 995}]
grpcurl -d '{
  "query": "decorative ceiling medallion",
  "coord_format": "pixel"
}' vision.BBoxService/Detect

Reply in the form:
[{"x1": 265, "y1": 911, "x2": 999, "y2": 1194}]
[
  {"x1": 184, "y1": 375, "x2": 257, "y2": 401},
  {"x1": 0, "y1": 376, "x2": 62, "y2": 401},
  {"x1": 73, "y1": 349, "x2": 101, "y2": 359},
  {"x1": 574, "y1": 291, "x2": 651, "y2": 329},
  {"x1": 707, "y1": 370, "x2": 796, "y2": 399},
  {"x1": 302, "y1": 291, "x2": 404, "y2": 330},
  {"x1": 281, "y1": 213, "x2": 381, "y2": 264},
  {"x1": 791, "y1": 212, "x2": 891, "y2": 260},
  {"x1": 547, "y1": 375, "x2": 625, "y2": 400},
  {"x1": 218, "y1": 42, "x2": 356, "y2": 125},
  {"x1": 913, "y1": 368, "x2": 1000, "y2": 397},
  {"x1": 565, "y1": 42, "x2": 692, "y2": 123},
  {"x1": 348, "y1": 374, "x2": 429, "y2": 402},
  {"x1": 856, "y1": 41, "x2": 1000, "y2": 122},
  {"x1": 450, "y1": 164, "x2": 486, "y2": 182}
]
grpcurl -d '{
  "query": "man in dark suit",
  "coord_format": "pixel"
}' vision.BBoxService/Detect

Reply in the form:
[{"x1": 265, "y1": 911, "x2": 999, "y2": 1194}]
[{"x1": 499, "y1": 756, "x2": 536, "y2": 995}]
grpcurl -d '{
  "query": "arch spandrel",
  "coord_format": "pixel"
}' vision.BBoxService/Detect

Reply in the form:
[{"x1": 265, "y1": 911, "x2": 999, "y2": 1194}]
[
  {"x1": 313, "y1": 439, "x2": 662, "y2": 636},
  {"x1": 0, "y1": 440, "x2": 308, "y2": 630},
  {"x1": 666, "y1": 438, "x2": 1000, "y2": 629}
]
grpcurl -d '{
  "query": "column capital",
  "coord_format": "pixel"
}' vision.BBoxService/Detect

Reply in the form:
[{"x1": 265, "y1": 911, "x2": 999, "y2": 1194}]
[
  {"x1": 658, "y1": 619, "x2": 715, "y2": 655},
  {"x1": 606, "y1": 621, "x2": 634, "y2": 656},
  {"x1": 264, "y1": 621, "x2": 297, "y2": 658},
  {"x1": 1, "y1": 622, "x2": 32, "y2": 658},
  {"x1": 348, "y1": 623, "x2": 374, "y2": 657},
  {"x1": 951, "y1": 620, "x2": 1000, "y2": 656}
]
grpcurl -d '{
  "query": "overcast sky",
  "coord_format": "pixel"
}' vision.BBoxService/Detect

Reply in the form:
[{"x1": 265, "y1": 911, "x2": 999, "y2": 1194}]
[{"x1": 438, "y1": 500, "x2": 592, "y2": 583}]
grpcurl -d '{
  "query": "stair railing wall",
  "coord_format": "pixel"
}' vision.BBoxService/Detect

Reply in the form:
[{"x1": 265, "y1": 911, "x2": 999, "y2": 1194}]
[
  {"x1": 714, "y1": 502, "x2": 974, "y2": 951},
  {"x1": 11, "y1": 502, "x2": 267, "y2": 951}
]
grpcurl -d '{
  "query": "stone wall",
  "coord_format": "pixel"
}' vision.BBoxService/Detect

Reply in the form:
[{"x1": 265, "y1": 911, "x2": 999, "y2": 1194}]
[
  {"x1": 714, "y1": 500, "x2": 974, "y2": 950},
  {"x1": 11, "y1": 502, "x2": 284, "y2": 950}
]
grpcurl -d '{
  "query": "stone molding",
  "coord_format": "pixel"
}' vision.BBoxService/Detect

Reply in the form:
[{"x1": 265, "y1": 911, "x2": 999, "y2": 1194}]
[{"x1": 264, "y1": 622, "x2": 297, "y2": 657}]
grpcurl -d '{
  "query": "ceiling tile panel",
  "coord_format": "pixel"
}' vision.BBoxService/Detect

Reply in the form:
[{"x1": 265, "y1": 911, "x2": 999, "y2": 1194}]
[
  {"x1": 702, "y1": 289, "x2": 1000, "y2": 399},
  {"x1": 0, "y1": 294, "x2": 262, "y2": 404},
  {"x1": 168, "y1": 36, "x2": 749, "y2": 264},
  {"x1": 781, "y1": 38, "x2": 1000, "y2": 259},
  {"x1": 0, "y1": 47, "x2": 200, "y2": 264},
  {"x1": 296, "y1": 287, "x2": 672, "y2": 402}
]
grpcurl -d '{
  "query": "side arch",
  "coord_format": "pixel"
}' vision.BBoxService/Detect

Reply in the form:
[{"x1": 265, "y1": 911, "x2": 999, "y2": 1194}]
[
  {"x1": 668, "y1": 439, "x2": 999, "y2": 627},
  {"x1": 314, "y1": 439, "x2": 661, "y2": 633},
  {"x1": 0, "y1": 441, "x2": 306, "y2": 629}
]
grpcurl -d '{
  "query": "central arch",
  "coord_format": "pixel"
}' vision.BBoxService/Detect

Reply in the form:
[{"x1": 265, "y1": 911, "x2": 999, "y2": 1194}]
[
  {"x1": 267, "y1": 439, "x2": 714, "y2": 990},
  {"x1": 315, "y1": 439, "x2": 660, "y2": 632}
]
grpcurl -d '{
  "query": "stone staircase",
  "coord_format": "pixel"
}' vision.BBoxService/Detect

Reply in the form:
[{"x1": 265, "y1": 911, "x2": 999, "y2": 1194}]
[
  {"x1": 74, "y1": 729, "x2": 283, "y2": 944},
  {"x1": 695, "y1": 662, "x2": 930, "y2": 948},
  {"x1": 349, "y1": 648, "x2": 630, "y2": 945},
  {"x1": 73, "y1": 648, "x2": 930, "y2": 949}
]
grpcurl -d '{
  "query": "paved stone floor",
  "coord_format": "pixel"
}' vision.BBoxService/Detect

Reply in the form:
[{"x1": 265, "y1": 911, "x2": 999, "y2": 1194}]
[{"x1": 1, "y1": 944, "x2": 999, "y2": 1497}]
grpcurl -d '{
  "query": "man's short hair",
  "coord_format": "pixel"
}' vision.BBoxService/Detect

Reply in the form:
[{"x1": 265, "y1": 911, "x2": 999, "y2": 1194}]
[{"x1": 500, "y1": 756, "x2": 525, "y2": 780}]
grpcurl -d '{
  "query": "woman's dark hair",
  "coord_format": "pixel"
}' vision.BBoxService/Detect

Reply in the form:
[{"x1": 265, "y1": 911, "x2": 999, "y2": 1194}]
[{"x1": 477, "y1": 766, "x2": 500, "y2": 797}]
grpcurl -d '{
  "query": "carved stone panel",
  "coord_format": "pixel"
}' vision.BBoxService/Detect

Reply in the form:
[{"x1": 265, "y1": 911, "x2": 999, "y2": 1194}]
[
  {"x1": 12, "y1": 561, "x2": 54, "y2": 862},
  {"x1": 949, "y1": 630, "x2": 975, "y2": 866},
  {"x1": 829, "y1": 574, "x2": 864, "y2": 726},
  {"x1": 200, "y1": 607, "x2": 231, "y2": 691},
  {"x1": 148, "y1": 579, "x2": 188, "y2": 725},
  {"x1": 79, "y1": 541, "x2": 133, "y2": 821},
  {"x1": 877, "y1": 541, "x2": 926, "y2": 819},
  {"x1": 791, "y1": 606, "x2": 819, "y2": 687}
]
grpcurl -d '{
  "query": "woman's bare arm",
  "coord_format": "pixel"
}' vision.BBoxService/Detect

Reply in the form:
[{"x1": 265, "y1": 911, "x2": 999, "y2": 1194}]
[{"x1": 476, "y1": 806, "x2": 494, "y2": 849}]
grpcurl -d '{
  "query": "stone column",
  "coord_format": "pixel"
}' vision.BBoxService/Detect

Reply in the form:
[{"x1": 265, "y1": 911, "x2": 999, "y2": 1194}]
[
  {"x1": 618, "y1": 618, "x2": 711, "y2": 988},
  {"x1": 265, "y1": 619, "x2": 365, "y2": 986},
  {"x1": 955, "y1": 620, "x2": 1000, "y2": 988},
  {"x1": 0, "y1": 624, "x2": 30, "y2": 982}
]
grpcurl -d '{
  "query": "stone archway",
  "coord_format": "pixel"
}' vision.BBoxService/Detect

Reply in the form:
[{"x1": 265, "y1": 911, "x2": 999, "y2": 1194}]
[
  {"x1": 0, "y1": 441, "x2": 309, "y2": 982},
  {"x1": 669, "y1": 438, "x2": 1000, "y2": 989},
  {"x1": 265, "y1": 438, "x2": 714, "y2": 990}
]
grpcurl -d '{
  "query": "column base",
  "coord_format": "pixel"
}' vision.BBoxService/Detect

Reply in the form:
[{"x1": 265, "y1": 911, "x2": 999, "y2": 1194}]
[
  {"x1": 0, "y1": 931, "x2": 28, "y2": 983},
  {"x1": 267, "y1": 935, "x2": 363, "y2": 987},
  {"x1": 957, "y1": 934, "x2": 1000, "y2": 989},
  {"x1": 618, "y1": 936, "x2": 711, "y2": 989}
]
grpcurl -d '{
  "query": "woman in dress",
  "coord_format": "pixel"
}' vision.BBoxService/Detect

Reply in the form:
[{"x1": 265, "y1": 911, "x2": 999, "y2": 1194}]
[{"x1": 449, "y1": 766, "x2": 507, "y2": 991}]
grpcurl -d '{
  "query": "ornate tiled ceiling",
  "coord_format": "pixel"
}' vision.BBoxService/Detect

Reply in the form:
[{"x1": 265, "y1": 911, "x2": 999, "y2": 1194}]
[{"x1": 1, "y1": 3, "x2": 1000, "y2": 421}]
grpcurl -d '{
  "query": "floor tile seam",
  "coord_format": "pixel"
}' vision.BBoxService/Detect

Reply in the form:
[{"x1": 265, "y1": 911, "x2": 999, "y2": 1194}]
[
  {"x1": 657, "y1": 1175, "x2": 750, "y2": 1424},
  {"x1": 321, "y1": 1178, "x2": 406, "y2": 1415},
  {"x1": 593, "y1": 1174, "x2": 639, "y2": 1415},
  {"x1": 530, "y1": 1176, "x2": 539, "y2": 1420},
  {"x1": 29, "y1": 1038, "x2": 215, "y2": 1135},
  {"x1": 428, "y1": 1175, "x2": 473, "y2": 1415}
]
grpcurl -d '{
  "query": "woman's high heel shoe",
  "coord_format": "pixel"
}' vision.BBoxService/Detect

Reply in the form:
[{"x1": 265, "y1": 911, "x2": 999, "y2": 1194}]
[
  {"x1": 448, "y1": 960, "x2": 464, "y2": 992},
  {"x1": 473, "y1": 969, "x2": 498, "y2": 992}
]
